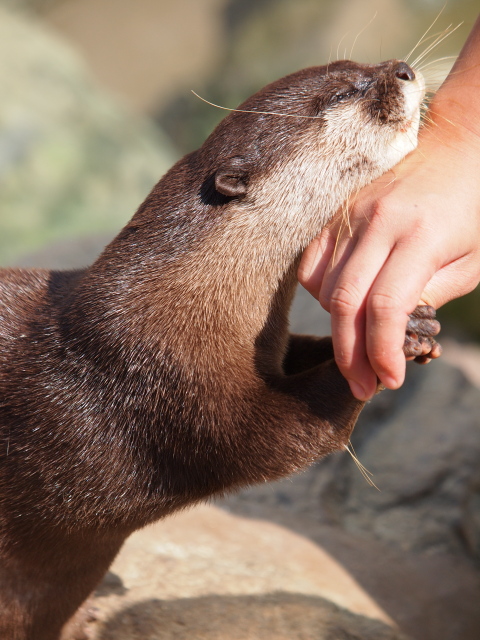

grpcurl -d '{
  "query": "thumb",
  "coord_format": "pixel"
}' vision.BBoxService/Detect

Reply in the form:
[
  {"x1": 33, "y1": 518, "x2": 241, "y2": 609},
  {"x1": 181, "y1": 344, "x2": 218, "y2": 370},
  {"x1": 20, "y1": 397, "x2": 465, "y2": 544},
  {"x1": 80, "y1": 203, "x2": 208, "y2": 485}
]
[{"x1": 420, "y1": 257, "x2": 480, "y2": 309}]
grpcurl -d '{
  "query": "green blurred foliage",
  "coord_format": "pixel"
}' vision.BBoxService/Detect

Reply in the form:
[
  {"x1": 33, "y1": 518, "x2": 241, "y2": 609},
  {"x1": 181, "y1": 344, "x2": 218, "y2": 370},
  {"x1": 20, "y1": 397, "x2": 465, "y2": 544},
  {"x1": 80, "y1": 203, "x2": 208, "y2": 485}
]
[
  {"x1": 0, "y1": 0, "x2": 63, "y2": 13},
  {"x1": 0, "y1": 6, "x2": 176, "y2": 264},
  {"x1": 438, "y1": 291, "x2": 480, "y2": 343}
]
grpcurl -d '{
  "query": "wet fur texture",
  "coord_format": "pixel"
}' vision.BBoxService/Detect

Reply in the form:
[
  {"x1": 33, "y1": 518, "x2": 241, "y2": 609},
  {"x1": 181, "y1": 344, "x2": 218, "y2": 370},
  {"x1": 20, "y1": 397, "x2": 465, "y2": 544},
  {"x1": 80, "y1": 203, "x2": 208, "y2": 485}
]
[{"x1": 0, "y1": 60, "x2": 423, "y2": 639}]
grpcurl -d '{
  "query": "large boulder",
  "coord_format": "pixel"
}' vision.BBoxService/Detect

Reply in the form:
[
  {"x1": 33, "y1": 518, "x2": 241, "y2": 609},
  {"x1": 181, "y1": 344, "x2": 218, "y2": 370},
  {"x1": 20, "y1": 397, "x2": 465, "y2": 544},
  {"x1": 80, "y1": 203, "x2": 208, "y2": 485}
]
[{"x1": 72, "y1": 505, "x2": 407, "y2": 640}]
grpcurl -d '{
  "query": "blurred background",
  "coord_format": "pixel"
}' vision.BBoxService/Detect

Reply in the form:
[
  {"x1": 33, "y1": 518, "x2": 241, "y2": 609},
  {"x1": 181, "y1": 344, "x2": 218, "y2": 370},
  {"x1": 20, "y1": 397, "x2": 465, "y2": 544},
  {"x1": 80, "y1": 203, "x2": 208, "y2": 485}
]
[{"x1": 0, "y1": 0, "x2": 478, "y2": 340}]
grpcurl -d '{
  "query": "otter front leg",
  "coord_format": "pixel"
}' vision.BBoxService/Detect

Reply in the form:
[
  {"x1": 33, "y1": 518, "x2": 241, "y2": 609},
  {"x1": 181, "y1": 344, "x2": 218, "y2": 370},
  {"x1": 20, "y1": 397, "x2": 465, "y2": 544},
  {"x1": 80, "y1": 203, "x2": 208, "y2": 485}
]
[
  {"x1": 247, "y1": 308, "x2": 442, "y2": 482},
  {"x1": 0, "y1": 530, "x2": 124, "y2": 640},
  {"x1": 283, "y1": 334, "x2": 335, "y2": 375},
  {"x1": 248, "y1": 356, "x2": 365, "y2": 479}
]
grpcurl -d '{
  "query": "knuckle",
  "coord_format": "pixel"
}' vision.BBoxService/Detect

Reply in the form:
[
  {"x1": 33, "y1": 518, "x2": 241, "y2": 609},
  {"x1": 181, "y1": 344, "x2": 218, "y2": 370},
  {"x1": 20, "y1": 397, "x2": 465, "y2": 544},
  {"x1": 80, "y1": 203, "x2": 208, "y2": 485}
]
[
  {"x1": 369, "y1": 198, "x2": 393, "y2": 220},
  {"x1": 352, "y1": 192, "x2": 390, "y2": 218},
  {"x1": 329, "y1": 284, "x2": 363, "y2": 317},
  {"x1": 359, "y1": 209, "x2": 398, "y2": 246},
  {"x1": 366, "y1": 198, "x2": 400, "y2": 229},
  {"x1": 461, "y1": 273, "x2": 480, "y2": 296},
  {"x1": 368, "y1": 289, "x2": 405, "y2": 319}
]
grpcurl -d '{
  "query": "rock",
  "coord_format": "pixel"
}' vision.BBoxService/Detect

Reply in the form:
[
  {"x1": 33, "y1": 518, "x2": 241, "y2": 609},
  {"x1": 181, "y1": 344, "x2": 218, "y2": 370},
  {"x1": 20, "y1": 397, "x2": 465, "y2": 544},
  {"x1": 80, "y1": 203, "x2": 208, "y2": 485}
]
[
  {"x1": 442, "y1": 338, "x2": 480, "y2": 389},
  {"x1": 338, "y1": 361, "x2": 480, "y2": 557},
  {"x1": 221, "y1": 492, "x2": 480, "y2": 640},
  {"x1": 75, "y1": 505, "x2": 407, "y2": 640},
  {"x1": 0, "y1": 5, "x2": 176, "y2": 265}
]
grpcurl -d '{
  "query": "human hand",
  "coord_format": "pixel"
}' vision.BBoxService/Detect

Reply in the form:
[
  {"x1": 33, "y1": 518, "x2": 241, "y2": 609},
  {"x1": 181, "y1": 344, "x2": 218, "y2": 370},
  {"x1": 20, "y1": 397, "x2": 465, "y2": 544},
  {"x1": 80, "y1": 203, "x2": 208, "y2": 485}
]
[{"x1": 298, "y1": 121, "x2": 480, "y2": 400}]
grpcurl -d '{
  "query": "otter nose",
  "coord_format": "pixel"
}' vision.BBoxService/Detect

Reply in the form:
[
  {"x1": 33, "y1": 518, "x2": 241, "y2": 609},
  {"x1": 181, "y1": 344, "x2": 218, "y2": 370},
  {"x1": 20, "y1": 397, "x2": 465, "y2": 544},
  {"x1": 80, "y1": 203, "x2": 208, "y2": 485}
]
[{"x1": 394, "y1": 62, "x2": 415, "y2": 81}]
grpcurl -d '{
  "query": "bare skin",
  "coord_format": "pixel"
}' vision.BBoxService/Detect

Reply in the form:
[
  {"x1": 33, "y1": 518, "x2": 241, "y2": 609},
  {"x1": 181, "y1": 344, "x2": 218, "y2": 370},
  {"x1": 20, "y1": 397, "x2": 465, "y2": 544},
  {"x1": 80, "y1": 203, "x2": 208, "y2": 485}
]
[{"x1": 299, "y1": 15, "x2": 480, "y2": 400}]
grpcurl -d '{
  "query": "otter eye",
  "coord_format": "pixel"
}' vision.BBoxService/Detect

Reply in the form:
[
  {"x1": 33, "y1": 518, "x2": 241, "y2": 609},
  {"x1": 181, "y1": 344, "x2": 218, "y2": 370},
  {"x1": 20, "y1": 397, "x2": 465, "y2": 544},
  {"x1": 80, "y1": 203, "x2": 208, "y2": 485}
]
[{"x1": 329, "y1": 88, "x2": 357, "y2": 104}]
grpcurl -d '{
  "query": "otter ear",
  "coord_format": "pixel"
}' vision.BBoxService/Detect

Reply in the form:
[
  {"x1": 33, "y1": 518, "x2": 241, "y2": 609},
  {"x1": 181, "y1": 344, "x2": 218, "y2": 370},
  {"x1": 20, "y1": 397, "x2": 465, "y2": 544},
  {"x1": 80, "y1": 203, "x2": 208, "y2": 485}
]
[{"x1": 214, "y1": 157, "x2": 249, "y2": 197}]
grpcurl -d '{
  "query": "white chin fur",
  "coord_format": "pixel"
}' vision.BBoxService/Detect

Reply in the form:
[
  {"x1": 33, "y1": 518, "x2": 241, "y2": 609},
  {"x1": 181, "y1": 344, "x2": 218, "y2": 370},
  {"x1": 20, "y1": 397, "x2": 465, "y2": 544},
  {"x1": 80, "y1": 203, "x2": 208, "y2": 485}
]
[
  {"x1": 385, "y1": 70, "x2": 425, "y2": 166},
  {"x1": 403, "y1": 70, "x2": 425, "y2": 120}
]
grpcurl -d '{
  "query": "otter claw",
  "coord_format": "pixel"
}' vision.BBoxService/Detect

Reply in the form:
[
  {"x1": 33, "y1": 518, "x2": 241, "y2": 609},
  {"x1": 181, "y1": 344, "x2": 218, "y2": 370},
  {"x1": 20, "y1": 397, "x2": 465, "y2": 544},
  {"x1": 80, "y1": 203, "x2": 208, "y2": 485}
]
[{"x1": 403, "y1": 305, "x2": 442, "y2": 364}]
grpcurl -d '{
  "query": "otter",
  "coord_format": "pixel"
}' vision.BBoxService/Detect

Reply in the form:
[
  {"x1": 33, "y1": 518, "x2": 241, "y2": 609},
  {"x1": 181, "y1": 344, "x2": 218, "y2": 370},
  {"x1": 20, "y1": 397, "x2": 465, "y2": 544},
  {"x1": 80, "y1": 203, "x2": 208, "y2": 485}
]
[{"x1": 0, "y1": 59, "x2": 440, "y2": 640}]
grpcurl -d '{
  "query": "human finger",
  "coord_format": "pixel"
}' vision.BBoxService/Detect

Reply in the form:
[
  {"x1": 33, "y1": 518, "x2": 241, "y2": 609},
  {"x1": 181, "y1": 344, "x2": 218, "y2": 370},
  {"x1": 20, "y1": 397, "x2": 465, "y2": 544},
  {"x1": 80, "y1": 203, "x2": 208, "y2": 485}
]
[
  {"x1": 364, "y1": 244, "x2": 439, "y2": 389},
  {"x1": 323, "y1": 228, "x2": 396, "y2": 398},
  {"x1": 420, "y1": 252, "x2": 480, "y2": 309},
  {"x1": 297, "y1": 229, "x2": 335, "y2": 299}
]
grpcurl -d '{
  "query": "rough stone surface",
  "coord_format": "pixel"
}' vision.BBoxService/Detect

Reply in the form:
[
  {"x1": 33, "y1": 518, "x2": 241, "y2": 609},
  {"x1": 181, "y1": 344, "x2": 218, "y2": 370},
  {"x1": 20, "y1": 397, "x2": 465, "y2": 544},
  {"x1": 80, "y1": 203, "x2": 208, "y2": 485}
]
[
  {"x1": 342, "y1": 363, "x2": 480, "y2": 557},
  {"x1": 74, "y1": 505, "x2": 407, "y2": 640},
  {"x1": 221, "y1": 486, "x2": 480, "y2": 640}
]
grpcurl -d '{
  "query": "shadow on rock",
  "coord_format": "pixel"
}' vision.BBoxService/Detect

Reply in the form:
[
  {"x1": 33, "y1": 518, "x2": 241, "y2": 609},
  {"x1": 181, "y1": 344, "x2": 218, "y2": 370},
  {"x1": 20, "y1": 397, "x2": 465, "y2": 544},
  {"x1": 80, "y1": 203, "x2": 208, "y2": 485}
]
[{"x1": 96, "y1": 592, "x2": 407, "y2": 640}]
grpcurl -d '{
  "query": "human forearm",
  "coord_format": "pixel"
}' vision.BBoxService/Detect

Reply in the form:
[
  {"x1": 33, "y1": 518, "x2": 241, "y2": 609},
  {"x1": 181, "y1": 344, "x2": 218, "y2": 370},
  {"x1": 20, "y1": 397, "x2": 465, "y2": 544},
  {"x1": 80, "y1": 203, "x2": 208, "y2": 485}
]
[{"x1": 427, "y1": 15, "x2": 480, "y2": 140}]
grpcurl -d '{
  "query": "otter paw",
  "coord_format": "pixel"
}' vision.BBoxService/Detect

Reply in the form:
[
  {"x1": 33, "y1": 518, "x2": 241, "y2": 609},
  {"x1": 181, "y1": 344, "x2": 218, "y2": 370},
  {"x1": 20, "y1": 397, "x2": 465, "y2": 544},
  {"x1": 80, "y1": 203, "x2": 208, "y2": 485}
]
[{"x1": 403, "y1": 305, "x2": 442, "y2": 365}]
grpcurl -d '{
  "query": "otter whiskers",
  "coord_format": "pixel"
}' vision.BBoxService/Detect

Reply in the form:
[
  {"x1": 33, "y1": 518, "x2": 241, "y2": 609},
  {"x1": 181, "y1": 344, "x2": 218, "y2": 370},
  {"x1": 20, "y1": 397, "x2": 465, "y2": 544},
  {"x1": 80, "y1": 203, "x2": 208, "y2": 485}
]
[
  {"x1": 349, "y1": 12, "x2": 378, "y2": 61},
  {"x1": 191, "y1": 91, "x2": 324, "y2": 119},
  {"x1": 191, "y1": 91, "x2": 382, "y2": 120},
  {"x1": 404, "y1": 5, "x2": 447, "y2": 64},
  {"x1": 345, "y1": 441, "x2": 380, "y2": 490},
  {"x1": 410, "y1": 23, "x2": 462, "y2": 70}
]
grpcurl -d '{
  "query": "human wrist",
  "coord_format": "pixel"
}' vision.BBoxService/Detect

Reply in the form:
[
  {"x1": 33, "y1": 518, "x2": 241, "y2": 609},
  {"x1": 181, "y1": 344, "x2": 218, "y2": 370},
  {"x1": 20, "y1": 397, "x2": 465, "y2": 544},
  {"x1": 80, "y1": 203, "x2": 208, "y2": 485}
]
[
  {"x1": 417, "y1": 91, "x2": 480, "y2": 173},
  {"x1": 426, "y1": 91, "x2": 480, "y2": 145},
  {"x1": 422, "y1": 15, "x2": 480, "y2": 145}
]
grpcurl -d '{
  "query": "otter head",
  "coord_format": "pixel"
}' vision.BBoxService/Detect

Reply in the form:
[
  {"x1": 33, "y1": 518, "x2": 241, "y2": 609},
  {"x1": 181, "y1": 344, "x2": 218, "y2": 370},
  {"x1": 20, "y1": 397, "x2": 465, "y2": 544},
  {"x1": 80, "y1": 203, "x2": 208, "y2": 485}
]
[{"x1": 197, "y1": 59, "x2": 424, "y2": 252}]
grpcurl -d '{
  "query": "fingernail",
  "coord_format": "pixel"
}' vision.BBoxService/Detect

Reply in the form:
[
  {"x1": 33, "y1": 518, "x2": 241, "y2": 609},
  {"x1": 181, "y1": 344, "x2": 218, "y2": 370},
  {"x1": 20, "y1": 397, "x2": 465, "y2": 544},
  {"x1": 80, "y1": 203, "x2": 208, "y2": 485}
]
[
  {"x1": 349, "y1": 380, "x2": 368, "y2": 400},
  {"x1": 383, "y1": 376, "x2": 401, "y2": 390}
]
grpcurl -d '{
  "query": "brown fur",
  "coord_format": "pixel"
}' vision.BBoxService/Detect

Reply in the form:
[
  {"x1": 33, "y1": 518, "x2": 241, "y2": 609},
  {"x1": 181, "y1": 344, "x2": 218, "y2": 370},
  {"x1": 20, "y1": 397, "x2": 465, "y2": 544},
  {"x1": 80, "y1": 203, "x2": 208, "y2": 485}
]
[{"x1": 0, "y1": 60, "x2": 423, "y2": 639}]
